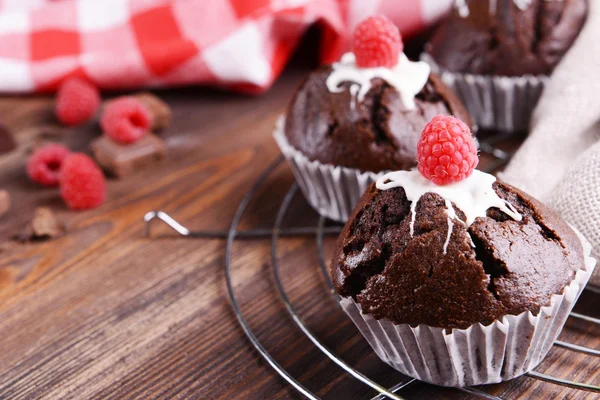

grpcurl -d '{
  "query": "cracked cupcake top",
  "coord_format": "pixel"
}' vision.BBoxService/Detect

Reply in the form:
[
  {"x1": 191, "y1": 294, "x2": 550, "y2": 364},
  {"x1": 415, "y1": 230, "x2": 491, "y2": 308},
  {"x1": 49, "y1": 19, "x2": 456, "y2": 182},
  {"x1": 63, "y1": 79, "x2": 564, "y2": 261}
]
[
  {"x1": 330, "y1": 178, "x2": 584, "y2": 329},
  {"x1": 283, "y1": 67, "x2": 472, "y2": 173},
  {"x1": 425, "y1": 0, "x2": 588, "y2": 76}
]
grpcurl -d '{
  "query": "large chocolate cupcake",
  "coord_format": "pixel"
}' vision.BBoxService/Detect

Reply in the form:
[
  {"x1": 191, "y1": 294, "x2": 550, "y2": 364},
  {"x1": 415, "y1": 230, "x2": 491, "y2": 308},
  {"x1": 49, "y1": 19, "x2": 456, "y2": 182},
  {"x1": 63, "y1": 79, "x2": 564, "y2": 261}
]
[
  {"x1": 333, "y1": 179, "x2": 583, "y2": 328},
  {"x1": 421, "y1": 0, "x2": 588, "y2": 131},
  {"x1": 330, "y1": 115, "x2": 595, "y2": 386},
  {"x1": 275, "y1": 16, "x2": 472, "y2": 222}
]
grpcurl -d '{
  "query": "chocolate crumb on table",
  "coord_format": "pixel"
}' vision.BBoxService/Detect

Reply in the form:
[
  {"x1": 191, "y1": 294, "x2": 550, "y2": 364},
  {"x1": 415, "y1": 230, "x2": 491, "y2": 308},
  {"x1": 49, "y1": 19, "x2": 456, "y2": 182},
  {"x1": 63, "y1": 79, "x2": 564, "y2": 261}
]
[{"x1": 13, "y1": 207, "x2": 65, "y2": 242}]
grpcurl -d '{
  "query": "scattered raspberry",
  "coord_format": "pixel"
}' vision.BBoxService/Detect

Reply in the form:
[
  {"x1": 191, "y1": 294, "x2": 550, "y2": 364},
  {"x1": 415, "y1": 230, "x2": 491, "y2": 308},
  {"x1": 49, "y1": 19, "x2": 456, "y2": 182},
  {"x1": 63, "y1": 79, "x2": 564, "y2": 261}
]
[
  {"x1": 27, "y1": 144, "x2": 71, "y2": 187},
  {"x1": 101, "y1": 97, "x2": 152, "y2": 144},
  {"x1": 60, "y1": 153, "x2": 106, "y2": 210},
  {"x1": 352, "y1": 15, "x2": 403, "y2": 68},
  {"x1": 55, "y1": 77, "x2": 101, "y2": 126},
  {"x1": 417, "y1": 115, "x2": 478, "y2": 186}
]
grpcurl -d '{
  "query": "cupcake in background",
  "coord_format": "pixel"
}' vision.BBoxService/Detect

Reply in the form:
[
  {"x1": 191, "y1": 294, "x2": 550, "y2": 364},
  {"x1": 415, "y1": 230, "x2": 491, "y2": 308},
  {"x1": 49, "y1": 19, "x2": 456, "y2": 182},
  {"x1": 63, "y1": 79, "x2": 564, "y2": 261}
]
[
  {"x1": 275, "y1": 15, "x2": 472, "y2": 222},
  {"x1": 330, "y1": 115, "x2": 595, "y2": 386},
  {"x1": 422, "y1": 0, "x2": 588, "y2": 132}
]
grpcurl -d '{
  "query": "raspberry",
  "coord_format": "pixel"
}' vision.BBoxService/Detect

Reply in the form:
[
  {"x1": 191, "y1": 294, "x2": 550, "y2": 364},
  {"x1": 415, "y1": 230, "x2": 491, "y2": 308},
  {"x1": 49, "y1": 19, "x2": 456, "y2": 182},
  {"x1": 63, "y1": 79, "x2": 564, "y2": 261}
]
[
  {"x1": 417, "y1": 115, "x2": 478, "y2": 186},
  {"x1": 59, "y1": 153, "x2": 106, "y2": 210},
  {"x1": 352, "y1": 15, "x2": 403, "y2": 68},
  {"x1": 101, "y1": 97, "x2": 152, "y2": 144},
  {"x1": 27, "y1": 144, "x2": 71, "y2": 187},
  {"x1": 55, "y1": 77, "x2": 101, "y2": 126}
]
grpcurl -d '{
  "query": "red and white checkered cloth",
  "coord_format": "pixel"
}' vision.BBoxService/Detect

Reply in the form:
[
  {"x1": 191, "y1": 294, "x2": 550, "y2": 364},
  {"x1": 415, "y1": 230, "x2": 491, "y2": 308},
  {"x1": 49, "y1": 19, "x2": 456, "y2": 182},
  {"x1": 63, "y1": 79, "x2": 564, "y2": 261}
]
[{"x1": 0, "y1": 0, "x2": 452, "y2": 94}]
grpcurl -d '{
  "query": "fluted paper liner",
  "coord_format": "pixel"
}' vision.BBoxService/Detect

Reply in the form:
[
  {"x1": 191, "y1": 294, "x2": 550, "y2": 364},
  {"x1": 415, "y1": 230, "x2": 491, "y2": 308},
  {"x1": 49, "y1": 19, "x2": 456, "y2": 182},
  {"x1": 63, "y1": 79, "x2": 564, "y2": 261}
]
[
  {"x1": 274, "y1": 117, "x2": 386, "y2": 222},
  {"x1": 339, "y1": 231, "x2": 596, "y2": 387},
  {"x1": 420, "y1": 53, "x2": 549, "y2": 132}
]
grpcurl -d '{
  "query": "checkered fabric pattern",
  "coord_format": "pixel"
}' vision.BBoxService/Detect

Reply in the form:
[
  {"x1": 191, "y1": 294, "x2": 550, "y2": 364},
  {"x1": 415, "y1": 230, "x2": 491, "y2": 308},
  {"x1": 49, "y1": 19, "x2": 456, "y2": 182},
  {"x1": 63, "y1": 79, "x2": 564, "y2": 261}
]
[{"x1": 0, "y1": 0, "x2": 452, "y2": 93}]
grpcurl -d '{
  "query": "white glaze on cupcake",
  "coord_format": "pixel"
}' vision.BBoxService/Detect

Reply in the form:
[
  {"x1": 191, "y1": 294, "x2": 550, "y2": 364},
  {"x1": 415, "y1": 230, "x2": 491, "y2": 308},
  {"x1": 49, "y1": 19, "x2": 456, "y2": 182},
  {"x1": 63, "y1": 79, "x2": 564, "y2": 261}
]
[
  {"x1": 376, "y1": 169, "x2": 522, "y2": 254},
  {"x1": 325, "y1": 52, "x2": 431, "y2": 111}
]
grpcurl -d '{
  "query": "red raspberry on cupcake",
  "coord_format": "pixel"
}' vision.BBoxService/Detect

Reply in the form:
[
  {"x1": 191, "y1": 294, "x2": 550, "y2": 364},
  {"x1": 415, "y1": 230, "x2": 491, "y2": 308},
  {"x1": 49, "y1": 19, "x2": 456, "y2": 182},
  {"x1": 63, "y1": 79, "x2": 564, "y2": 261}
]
[
  {"x1": 352, "y1": 15, "x2": 403, "y2": 68},
  {"x1": 417, "y1": 115, "x2": 478, "y2": 185}
]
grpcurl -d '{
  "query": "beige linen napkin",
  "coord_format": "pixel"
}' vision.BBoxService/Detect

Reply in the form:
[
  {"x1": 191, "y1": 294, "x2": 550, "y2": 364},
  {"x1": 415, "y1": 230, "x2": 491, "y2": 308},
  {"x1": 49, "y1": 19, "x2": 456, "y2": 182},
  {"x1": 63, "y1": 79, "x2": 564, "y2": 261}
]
[{"x1": 500, "y1": 1, "x2": 600, "y2": 285}]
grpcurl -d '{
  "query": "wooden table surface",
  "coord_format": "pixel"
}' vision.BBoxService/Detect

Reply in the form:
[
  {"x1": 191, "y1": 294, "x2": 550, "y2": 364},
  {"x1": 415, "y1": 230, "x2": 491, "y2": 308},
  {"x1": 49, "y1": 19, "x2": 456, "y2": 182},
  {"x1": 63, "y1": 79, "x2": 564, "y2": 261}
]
[{"x1": 0, "y1": 65, "x2": 598, "y2": 400}]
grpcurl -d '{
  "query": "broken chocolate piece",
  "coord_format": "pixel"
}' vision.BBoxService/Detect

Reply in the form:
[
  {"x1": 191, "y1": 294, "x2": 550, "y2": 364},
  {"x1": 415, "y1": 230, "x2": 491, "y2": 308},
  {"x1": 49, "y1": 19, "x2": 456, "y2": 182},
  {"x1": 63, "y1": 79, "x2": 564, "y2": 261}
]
[
  {"x1": 91, "y1": 134, "x2": 166, "y2": 177},
  {"x1": 0, "y1": 123, "x2": 16, "y2": 155},
  {"x1": 14, "y1": 207, "x2": 65, "y2": 242},
  {"x1": 0, "y1": 190, "x2": 10, "y2": 217},
  {"x1": 134, "y1": 92, "x2": 171, "y2": 131}
]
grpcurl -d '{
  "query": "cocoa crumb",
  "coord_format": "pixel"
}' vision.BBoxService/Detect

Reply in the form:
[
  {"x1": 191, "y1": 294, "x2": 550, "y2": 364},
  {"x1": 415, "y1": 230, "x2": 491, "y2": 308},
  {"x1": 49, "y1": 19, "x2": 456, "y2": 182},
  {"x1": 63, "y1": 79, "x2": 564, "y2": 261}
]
[{"x1": 13, "y1": 207, "x2": 65, "y2": 242}]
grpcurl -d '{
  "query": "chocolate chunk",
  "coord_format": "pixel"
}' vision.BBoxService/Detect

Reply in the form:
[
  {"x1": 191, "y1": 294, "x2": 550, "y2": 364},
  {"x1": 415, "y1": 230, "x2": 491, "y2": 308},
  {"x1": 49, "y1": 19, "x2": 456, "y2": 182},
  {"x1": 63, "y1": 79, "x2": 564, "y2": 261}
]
[
  {"x1": 0, "y1": 190, "x2": 10, "y2": 218},
  {"x1": 91, "y1": 134, "x2": 166, "y2": 177},
  {"x1": 134, "y1": 92, "x2": 171, "y2": 131},
  {"x1": 14, "y1": 207, "x2": 65, "y2": 242},
  {"x1": 0, "y1": 123, "x2": 16, "y2": 155}
]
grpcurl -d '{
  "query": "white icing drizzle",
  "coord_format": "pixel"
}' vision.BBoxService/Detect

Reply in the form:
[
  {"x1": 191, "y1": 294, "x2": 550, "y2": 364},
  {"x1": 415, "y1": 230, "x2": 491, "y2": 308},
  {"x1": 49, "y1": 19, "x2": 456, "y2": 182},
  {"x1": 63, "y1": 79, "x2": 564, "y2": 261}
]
[
  {"x1": 326, "y1": 52, "x2": 430, "y2": 111},
  {"x1": 409, "y1": 201, "x2": 418, "y2": 236},
  {"x1": 376, "y1": 169, "x2": 523, "y2": 254},
  {"x1": 443, "y1": 199, "x2": 457, "y2": 254},
  {"x1": 467, "y1": 231, "x2": 476, "y2": 248},
  {"x1": 456, "y1": 0, "x2": 470, "y2": 16},
  {"x1": 349, "y1": 84, "x2": 359, "y2": 110},
  {"x1": 513, "y1": 0, "x2": 532, "y2": 10},
  {"x1": 442, "y1": 199, "x2": 478, "y2": 254}
]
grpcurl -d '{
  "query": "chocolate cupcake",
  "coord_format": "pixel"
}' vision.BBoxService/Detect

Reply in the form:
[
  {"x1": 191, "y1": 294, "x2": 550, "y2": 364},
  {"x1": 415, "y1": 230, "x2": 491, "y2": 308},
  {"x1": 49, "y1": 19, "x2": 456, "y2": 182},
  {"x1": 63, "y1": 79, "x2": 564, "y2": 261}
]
[
  {"x1": 283, "y1": 67, "x2": 471, "y2": 173},
  {"x1": 330, "y1": 115, "x2": 595, "y2": 386},
  {"x1": 275, "y1": 15, "x2": 472, "y2": 222},
  {"x1": 421, "y1": 0, "x2": 588, "y2": 131}
]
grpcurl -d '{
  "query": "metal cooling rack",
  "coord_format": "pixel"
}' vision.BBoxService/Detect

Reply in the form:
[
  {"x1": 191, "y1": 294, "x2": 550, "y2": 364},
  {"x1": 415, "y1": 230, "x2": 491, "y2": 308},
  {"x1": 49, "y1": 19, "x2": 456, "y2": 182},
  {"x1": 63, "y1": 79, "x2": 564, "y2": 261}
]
[{"x1": 144, "y1": 135, "x2": 600, "y2": 399}]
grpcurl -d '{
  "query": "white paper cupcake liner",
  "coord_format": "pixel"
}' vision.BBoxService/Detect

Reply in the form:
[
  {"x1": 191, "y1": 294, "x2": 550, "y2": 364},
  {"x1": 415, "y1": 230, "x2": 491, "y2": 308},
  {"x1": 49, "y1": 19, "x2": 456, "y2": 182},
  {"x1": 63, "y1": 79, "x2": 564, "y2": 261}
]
[
  {"x1": 339, "y1": 230, "x2": 596, "y2": 387},
  {"x1": 273, "y1": 117, "x2": 386, "y2": 222},
  {"x1": 420, "y1": 53, "x2": 549, "y2": 132}
]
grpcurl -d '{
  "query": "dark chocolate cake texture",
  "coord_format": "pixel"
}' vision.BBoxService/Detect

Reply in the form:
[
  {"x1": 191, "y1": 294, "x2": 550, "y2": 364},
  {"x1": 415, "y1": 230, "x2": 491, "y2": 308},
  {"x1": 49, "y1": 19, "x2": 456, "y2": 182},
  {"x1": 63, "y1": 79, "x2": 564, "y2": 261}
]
[
  {"x1": 330, "y1": 115, "x2": 585, "y2": 329},
  {"x1": 331, "y1": 171, "x2": 584, "y2": 329},
  {"x1": 426, "y1": 0, "x2": 588, "y2": 76}
]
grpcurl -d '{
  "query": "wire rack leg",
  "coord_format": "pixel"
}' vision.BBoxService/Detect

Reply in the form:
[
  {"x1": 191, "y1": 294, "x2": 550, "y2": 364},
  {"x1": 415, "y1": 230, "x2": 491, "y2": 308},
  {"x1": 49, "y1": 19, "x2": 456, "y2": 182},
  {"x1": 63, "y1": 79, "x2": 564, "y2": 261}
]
[
  {"x1": 272, "y1": 184, "x2": 405, "y2": 400},
  {"x1": 224, "y1": 156, "x2": 321, "y2": 400}
]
